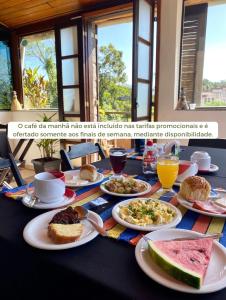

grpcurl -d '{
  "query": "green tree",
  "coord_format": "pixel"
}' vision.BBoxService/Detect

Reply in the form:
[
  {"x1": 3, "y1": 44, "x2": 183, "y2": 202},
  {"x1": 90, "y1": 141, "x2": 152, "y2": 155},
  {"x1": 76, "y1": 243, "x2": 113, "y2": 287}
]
[
  {"x1": 23, "y1": 67, "x2": 48, "y2": 108},
  {"x1": 23, "y1": 36, "x2": 57, "y2": 108},
  {"x1": 98, "y1": 44, "x2": 131, "y2": 121},
  {"x1": 0, "y1": 41, "x2": 12, "y2": 109}
]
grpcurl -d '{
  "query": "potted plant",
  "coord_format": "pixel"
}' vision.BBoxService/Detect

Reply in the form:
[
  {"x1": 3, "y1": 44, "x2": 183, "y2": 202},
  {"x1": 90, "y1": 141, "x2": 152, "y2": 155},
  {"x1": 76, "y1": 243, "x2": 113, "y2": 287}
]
[{"x1": 32, "y1": 113, "x2": 61, "y2": 174}]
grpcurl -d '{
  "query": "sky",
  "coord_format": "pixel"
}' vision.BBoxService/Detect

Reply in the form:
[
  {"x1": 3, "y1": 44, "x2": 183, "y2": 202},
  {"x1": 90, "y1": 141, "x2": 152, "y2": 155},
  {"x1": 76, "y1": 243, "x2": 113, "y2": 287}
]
[
  {"x1": 98, "y1": 22, "x2": 133, "y2": 85},
  {"x1": 203, "y1": 3, "x2": 226, "y2": 82},
  {"x1": 22, "y1": 3, "x2": 226, "y2": 85}
]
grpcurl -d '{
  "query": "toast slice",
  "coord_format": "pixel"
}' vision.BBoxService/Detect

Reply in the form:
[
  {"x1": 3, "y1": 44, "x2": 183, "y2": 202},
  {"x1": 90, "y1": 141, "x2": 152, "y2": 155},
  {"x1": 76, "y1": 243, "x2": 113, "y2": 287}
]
[{"x1": 48, "y1": 223, "x2": 83, "y2": 244}]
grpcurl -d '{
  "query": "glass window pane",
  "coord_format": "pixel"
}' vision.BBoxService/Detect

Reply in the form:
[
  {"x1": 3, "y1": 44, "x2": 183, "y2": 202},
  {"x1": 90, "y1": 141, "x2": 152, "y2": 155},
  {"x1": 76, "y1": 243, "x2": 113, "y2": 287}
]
[
  {"x1": 21, "y1": 30, "x2": 58, "y2": 109},
  {"x1": 0, "y1": 41, "x2": 12, "y2": 110},
  {"x1": 139, "y1": 0, "x2": 152, "y2": 41},
  {"x1": 138, "y1": 42, "x2": 150, "y2": 80},
  {"x1": 63, "y1": 117, "x2": 80, "y2": 122},
  {"x1": 62, "y1": 58, "x2": 79, "y2": 86},
  {"x1": 137, "y1": 82, "x2": 149, "y2": 118},
  {"x1": 63, "y1": 88, "x2": 80, "y2": 113},
  {"x1": 61, "y1": 26, "x2": 78, "y2": 56}
]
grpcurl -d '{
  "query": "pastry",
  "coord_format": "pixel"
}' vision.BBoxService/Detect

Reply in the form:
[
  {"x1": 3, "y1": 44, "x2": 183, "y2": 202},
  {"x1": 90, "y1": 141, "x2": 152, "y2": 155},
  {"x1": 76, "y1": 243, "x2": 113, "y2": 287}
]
[
  {"x1": 48, "y1": 206, "x2": 83, "y2": 244},
  {"x1": 179, "y1": 176, "x2": 211, "y2": 202},
  {"x1": 80, "y1": 164, "x2": 97, "y2": 182},
  {"x1": 48, "y1": 223, "x2": 83, "y2": 244}
]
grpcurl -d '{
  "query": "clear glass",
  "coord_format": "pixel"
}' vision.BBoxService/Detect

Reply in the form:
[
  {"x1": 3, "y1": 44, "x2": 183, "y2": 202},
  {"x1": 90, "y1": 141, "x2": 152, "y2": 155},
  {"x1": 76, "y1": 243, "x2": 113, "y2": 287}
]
[
  {"x1": 157, "y1": 155, "x2": 179, "y2": 193},
  {"x1": 138, "y1": 42, "x2": 150, "y2": 80},
  {"x1": 139, "y1": 0, "x2": 152, "y2": 41},
  {"x1": 20, "y1": 30, "x2": 58, "y2": 109},
  {"x1": 63, "y1": 88, "x2": 80, "y2": 113},
  {"x1": 109, "y1": 148, "x2": 127, "y2": 179},
  {"x1": 62, "y1": 58, "x2": 79, "y2": 86},
  {"x1": 60, "y1": 26, "x2": 78, "y2": 56},
  {"x1": 137, "y1": 82, "x2": 149, "y2": 118}
]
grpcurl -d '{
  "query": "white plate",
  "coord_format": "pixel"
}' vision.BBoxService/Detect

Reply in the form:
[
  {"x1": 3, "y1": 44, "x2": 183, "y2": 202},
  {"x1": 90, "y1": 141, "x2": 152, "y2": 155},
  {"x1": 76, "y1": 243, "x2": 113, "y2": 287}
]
[
  {"x1": 23, "y1": 208, "x2": 103, "y2": 250},
  {"x1": 112, "y1": 198, "x2": 182, "y2": 231},
  {"x1": 100, "y1": 179, "x2": 152, "y2": 197},
  {"x1": 22, "y1": 188, "x2": 75, "y2": 210},
  {"x1": 64, "y1": 170, "x2": 104, "y2": 187},
  {"x1": 198, "y1": 164, "x2": 219, "y2": 173},
  {"x1": 177, "y1": 194, "x2": 226, "y2": 218},
  {"x1": 135, "y1": 229, "x2": 226, "y2": 294}
]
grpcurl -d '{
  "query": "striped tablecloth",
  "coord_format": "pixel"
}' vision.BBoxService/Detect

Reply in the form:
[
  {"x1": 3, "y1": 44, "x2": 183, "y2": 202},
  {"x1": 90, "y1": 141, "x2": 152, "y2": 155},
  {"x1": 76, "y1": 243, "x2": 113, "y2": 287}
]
[{"x1": 2, "y1": 169, "x2": 226, "y2": 247}]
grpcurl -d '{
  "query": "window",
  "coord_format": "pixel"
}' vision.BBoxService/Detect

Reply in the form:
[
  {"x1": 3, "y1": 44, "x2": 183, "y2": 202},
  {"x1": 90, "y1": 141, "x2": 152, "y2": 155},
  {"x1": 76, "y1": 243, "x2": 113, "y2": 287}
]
[
  {"x1": 0, "y1": 40, "x2": 12, "y2": 110},
  {"x1": 180, "y1": 0, "x2": 226, "y2": 108},
  {"x1": 20, "y1": 30, "x2": 58, "y2": 109},
  {"x1": 97, "y1": 18, "x2": 133, "y2": 122}
]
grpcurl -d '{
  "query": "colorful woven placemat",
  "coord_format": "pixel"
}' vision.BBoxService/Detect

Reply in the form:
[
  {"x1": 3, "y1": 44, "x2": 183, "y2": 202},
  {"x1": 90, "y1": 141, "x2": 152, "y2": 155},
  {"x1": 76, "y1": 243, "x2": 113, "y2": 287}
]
[
  {"x1": 127, "y1": 150, "x2": 143, "y2": 161},
  {"x1": 2, "y1": 169, "x2": 226, "y2": 247}
]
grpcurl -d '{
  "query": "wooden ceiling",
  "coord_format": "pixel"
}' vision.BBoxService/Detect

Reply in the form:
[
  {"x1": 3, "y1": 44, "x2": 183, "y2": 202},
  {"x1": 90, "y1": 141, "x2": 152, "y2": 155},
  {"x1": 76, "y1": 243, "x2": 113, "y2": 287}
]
[
  {"x1": 0, "y1": 0, "x2": 112, "y2": 29},
  {"x1": 185, "y1": 0, "x2": 226, "y2": 6}
]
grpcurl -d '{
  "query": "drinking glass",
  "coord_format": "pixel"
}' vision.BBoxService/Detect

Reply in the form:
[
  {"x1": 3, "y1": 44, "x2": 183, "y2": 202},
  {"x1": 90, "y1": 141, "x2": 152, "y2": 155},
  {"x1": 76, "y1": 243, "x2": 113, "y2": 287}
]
[
  {"x1": 109, "y1": 148, "x2": 127, "y2": 178},
  {"x1": 157, "y1": 155, "x2": 179, "y2": 193}
]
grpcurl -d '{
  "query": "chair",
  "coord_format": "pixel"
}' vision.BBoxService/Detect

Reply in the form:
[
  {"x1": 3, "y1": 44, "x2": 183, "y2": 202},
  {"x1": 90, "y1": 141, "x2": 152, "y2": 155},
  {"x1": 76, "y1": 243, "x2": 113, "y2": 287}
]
[
  {"x1": 0, "y1": 125, "x2": 25, "y2": 187},
  {"x1": 188, "y1": 139, "x2": 226, "y2": 149},
  {"x1": 60, "y1": 142, "x2": 106, "y2": 171}
]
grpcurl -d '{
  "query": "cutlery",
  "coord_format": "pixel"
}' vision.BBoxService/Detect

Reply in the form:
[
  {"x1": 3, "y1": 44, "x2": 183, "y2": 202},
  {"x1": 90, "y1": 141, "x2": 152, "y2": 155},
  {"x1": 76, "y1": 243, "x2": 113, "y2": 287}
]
[
  {"x1": 143, "y1": 233, "x2": 223, "y2": 243},
  {"x1": 74, "y1": 206, "x2": 108, "y2": 237},
  {"x1": 23, "y1": 183, "x2": 39, "y2": 207}
]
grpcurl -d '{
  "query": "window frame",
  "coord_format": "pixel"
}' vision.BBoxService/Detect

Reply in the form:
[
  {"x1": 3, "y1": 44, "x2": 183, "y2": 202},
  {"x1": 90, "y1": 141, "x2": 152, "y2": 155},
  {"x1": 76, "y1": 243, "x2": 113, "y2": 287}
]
[{"x1": 178, "y1": 0, "x2": 226, "y2": 111}]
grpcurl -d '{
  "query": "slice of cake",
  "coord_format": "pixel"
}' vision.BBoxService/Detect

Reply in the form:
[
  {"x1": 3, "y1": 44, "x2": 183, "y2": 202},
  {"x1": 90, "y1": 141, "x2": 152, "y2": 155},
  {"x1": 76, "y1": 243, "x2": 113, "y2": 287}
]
[
  {"x1": 48, "y1": 223, "x2": 83, "y2": 244},
  {"x1": 48, "y1": 206, "x2": 83, "y2": 244}
]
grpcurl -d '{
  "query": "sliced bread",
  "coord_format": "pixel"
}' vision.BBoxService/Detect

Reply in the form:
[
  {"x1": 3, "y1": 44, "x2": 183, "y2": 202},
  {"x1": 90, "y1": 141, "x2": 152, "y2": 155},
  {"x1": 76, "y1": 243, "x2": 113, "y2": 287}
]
[{"x1": 48, "y1": 223, "x2": 83, "y2": 244}]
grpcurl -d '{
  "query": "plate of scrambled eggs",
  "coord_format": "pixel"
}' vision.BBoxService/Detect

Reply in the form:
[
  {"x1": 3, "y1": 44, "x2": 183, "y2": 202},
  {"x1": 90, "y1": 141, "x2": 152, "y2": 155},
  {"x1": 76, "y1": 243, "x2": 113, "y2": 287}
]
[{"x1": 112, "y1": 198, "x2": 182, "y2": 231}]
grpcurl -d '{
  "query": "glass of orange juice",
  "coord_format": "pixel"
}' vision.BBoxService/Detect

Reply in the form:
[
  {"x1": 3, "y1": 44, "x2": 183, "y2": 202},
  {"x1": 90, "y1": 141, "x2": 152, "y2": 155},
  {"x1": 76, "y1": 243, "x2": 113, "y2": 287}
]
[{"x1": 157, "y1": 155, "x2": 179, "y2": 193}]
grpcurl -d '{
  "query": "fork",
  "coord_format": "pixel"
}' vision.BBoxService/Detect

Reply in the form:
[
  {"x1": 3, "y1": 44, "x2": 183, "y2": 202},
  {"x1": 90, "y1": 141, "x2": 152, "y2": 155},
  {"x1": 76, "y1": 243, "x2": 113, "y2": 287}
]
[{"x1": 143, "y1": 233, "x2": 223, "y2": 243}]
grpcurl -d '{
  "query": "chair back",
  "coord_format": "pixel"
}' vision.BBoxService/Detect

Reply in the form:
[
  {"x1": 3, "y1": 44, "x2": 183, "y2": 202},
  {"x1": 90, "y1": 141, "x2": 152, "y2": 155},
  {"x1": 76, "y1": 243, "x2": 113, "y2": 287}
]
[
  {"x1": 0, "y1": 125, "x2": 25, "y2": 186},
  {"x1": 188, "y1": 139, "x2": 226, "y2": 149},
  {"x1": 60, "y1": 142, "x2": 105, "y2": 171},
  {"x1": 0, "y1": 132, "x2": 11, "y2": 158}
]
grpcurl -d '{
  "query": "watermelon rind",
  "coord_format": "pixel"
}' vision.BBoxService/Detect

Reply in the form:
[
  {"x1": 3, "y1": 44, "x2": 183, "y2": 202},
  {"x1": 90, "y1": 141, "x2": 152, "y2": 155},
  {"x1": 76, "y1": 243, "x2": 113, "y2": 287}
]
[{"x1": 148, "y1": 241, "x2": 202, "y2": 289}]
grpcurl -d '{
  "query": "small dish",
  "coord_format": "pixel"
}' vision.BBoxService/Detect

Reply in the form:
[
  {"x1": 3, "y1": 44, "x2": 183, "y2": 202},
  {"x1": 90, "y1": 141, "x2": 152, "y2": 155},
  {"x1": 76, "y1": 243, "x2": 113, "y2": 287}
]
[
  {"x1": 100, "y1": 179, "x2": 152, "y2": 197},
  {"x1": 198, "y1": 164, "x2": 219, "y2": 173},
  {"x1": 112, "y1": 198, "x2": 182, "y2": 231},
  {"x1": 64, "y1": 170, "x2": 104, "y2": 187},
  {"x1": 135, "y1": 229, "x2": 226, "y2": 293},
  {"x1": 23, "y1": 208, "x2": 103, "y2": 250},
  {"x1": 22, "y1": 188, "x2": 75, "y2": 209}
]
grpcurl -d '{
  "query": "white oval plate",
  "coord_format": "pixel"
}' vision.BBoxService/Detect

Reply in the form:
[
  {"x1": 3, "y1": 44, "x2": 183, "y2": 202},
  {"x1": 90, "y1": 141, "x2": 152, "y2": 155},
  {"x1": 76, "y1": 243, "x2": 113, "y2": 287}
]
[
  {"x1": 23, "y1": 209, "x2": 103, "y2": 250},
  {"x1": 112, "y1": 198, "x2": 182, "y2": 231},
  {"x1": 177, "y1": 194, "x2": 226, "y2": 218},
  {"x1": 64, "y1": 170, "x2": 104, "y2": 187},
  {"x1": 100, "y1": 179, "x2": 152, "y2": 197},
  {"x1": 22, "y1": 188, "x2": 75, "y2": 210},
  {"x1": 135, "y1": 229, "x2": 226, "y2": 294}
]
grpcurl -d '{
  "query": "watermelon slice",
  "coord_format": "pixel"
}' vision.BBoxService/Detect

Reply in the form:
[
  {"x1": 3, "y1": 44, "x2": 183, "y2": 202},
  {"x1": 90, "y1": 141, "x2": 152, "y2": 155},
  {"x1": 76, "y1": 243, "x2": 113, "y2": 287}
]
[{"x1": 148, "y1": 238, "x2": 213, "y2": 289}]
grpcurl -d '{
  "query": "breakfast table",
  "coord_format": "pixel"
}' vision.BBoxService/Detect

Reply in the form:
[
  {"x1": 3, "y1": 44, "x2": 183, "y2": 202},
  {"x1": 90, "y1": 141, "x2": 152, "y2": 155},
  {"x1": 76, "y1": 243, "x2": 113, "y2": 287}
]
[{"x1": 0, "y1": 146, "x2": 226, "y2": 300}]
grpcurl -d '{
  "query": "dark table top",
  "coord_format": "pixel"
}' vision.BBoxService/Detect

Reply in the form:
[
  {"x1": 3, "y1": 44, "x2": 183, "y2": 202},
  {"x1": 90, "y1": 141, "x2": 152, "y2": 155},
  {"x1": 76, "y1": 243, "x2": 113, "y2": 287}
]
[{"x1": 0, "y1": 148, "x2": 226, "y2": 300}]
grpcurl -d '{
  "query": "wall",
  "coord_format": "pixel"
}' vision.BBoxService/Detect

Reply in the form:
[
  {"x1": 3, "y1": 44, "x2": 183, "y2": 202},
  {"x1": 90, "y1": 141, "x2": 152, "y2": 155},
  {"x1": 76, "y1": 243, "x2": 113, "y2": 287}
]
[
  {"x1": 0, "y1": 110, "x2": 59, "y2": 167},
  {"x1": 157, "y1": 0, "x2": 226, "y2": 138}
]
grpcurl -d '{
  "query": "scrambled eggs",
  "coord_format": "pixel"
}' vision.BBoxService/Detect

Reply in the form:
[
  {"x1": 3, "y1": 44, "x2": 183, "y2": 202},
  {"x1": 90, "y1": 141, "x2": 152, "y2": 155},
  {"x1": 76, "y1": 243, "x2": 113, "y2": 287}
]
[
  {"x1": 105, "y1": 178, "x2": 147, "y2": 194},
  {"x1": 119, "y1": 199, "x2": 176, "y2": 226}
]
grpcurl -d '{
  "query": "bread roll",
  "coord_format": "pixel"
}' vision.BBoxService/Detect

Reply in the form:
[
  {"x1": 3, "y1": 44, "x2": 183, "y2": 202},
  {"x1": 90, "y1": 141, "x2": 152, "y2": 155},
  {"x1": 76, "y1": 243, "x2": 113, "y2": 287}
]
[
  {"x1": 48, "y1": 223, "x2": 83, "y2": 244},
  {"x1": 179, "y1": 176, "x2": 211, "y2": 202},
  {"x1": 80, "y1": 164, "x2": 97, "y2": 182}
]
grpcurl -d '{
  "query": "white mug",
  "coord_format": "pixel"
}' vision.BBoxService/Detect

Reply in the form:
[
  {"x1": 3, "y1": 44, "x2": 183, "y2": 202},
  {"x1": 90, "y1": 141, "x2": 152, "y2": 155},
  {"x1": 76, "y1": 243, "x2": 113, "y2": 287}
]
[
  {"x1": 190, "y1": 151, "x2": 211, "y2": 171},
  {"x1": 33, "y1": 171, "x2": 65, "y2": 203},
  {"x1": 177, "y1": 160, "x2": 198, "y2": 182}
]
